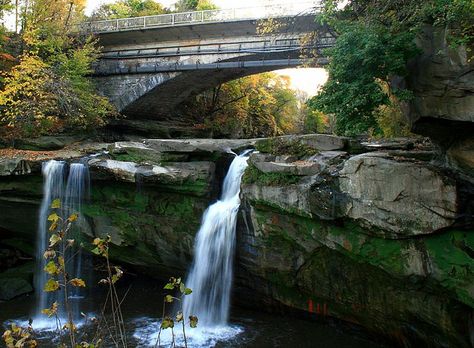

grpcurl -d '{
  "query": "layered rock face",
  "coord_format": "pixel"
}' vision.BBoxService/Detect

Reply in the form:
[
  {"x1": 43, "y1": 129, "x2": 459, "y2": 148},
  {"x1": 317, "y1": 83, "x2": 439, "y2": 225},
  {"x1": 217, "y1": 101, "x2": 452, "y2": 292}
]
[
  {"x1": 407, "y1": 26, "x2": 474, "y2": 181},
  {"x1": 236, "y1": 135, "x2": 474, "y2": 347},
  {"x1": 0, "y1": 136, "x2": 472, "y2": 347},
  {"x1": 0, "y1": 139, "x2": 255, "y2": 279}
]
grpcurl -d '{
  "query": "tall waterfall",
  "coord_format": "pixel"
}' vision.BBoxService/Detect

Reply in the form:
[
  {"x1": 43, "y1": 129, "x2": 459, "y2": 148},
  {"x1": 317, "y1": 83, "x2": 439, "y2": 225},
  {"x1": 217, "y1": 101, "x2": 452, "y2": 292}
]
[
  {"x1": 35, "y1": 160, "x2": 66, "y2": 316},
  {"x1": 183, "y1": 151, "x2": 250, "y2": 327},
  {"x1": 34, "y1": 160, "x2": 90, "y2": 321}
]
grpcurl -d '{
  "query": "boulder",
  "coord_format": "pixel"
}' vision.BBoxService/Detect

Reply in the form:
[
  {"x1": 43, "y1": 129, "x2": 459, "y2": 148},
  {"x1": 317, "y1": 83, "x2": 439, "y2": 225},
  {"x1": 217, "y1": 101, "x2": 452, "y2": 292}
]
[
  {"x1": 339, "y1": 152, "x2": 457, "y2": 236},
  {"x1": 297, "y1": 134, "x2": 348, "y2": 151},
  {"x1": 243, "y1": 183, "x2": 314, "y2": 218}
]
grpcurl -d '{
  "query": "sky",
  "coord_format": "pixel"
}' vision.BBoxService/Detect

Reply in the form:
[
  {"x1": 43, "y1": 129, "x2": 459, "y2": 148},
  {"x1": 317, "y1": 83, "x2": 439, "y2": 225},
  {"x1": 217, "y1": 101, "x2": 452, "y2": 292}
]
[{"x1": 84, "y1": 0, "x2": 328, "y2": 96}]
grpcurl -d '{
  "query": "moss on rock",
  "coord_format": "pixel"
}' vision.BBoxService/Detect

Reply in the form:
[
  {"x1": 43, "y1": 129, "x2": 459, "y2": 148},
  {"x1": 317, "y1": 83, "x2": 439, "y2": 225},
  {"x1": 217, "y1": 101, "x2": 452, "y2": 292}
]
[
  {"x1": 255, "y1": 137, "x2": 319, "y2": 158},
  {"x1": 242, "y1": 163, "x2": 301, "y2": 186}
]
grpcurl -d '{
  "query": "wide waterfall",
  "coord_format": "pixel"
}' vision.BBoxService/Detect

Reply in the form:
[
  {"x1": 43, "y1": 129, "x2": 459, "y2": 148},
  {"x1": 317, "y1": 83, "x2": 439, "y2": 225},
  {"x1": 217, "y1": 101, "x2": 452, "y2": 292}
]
[
  {"x1": 183, "y1": 151, "x2": 250, "y2": 327},
  {"x1": 34, "y1": 159, "x2": 90, "y2": 323}
]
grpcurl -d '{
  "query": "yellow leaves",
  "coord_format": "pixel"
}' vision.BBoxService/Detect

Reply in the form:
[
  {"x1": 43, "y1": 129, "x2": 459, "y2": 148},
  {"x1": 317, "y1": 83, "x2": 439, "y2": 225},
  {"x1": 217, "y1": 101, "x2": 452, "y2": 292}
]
[
  {"x1": 44, "y1": 279, "x2": 59, "y2": 292},
  {"x1": 51, "y1": 198, "x2": 61, "y2": 209},
  {"x1": 69, "y1": 278, "x2": 86, "y2": 287},
  {"x1": 41, "y1": 301, "x2": 58, "y2": 317},
  {"x1": 68, "y1": 213, "x2": 78, "y2": 222},
  {"x1": 91, "y1": 236, "x2": 110, "y2": 257},
  {"x1": 49, "y1": 233, "x2": 61, "y2": 247},
  {"x1": 164, "y1": 295, "x2": 173, "y2": 303},
  {"x1": 44, "y1": 261, "x2": 59, "y2": 275},
  {"x1": 43, "y1": 249, "x2": 56, "y2": 259},
  {"x1": 2, "y1": 323, "x2": 37, "y2": 348},
  {"x1": 111, "y1": 266, "x2": 123, "y2": 284},
  {"x1": 58, "y1": 256, "x2": 65, "y2": 269},
  {"x1": 48, "y1": 213, "x2": 60, "y2": 232},
  {"x1": 160, "y1": 317, "x2": 174, "y2": 330},
  {"x1": 62, "y1": 321, "x2": 77, "y2": 332}
]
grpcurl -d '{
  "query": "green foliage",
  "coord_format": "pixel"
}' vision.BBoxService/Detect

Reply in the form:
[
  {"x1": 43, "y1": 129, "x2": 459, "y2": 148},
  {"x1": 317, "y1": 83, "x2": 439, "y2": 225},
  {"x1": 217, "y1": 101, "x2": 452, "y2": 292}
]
[
  {"x1": 308, "y1": 23, "x2": 418, "y2": 136},
  {"x1": 0, "y1": 0, "x2": 115, "y2": 141},
  {"x1": 175, "y1": 0, "x2": 217, "y2": 12},
  {"x1": 182, "y1": 73, "x2": 302, "y2": 138},
  {"x1": 91, "y1": 0, "x2": 168, "y2": 19},
  {"x1": 310, "y1": 0, "x2": 474, "y2": 136},
  {"x1": 157, "y1": 277, "x2": 197, "y2": 348},
  {"x1": 242, "y1": 163, "x2": 300, "y2": 186}
]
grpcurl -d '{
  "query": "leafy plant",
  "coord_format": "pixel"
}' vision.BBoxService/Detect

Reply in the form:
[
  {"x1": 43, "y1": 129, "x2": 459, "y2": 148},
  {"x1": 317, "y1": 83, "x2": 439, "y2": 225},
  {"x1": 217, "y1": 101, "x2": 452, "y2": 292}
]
[
  {"x1": 42, "y1": 199, "x2": 85, "y2": 347},
  {"x1": 91, "y1": 236, "x2": 127, "y2": 348},
  {"x1": 156, "y1": 277, "x2": 197, "y2": 348},
  {"x1": 2, "y1": 323, "x2": 37, "y2": 348}
]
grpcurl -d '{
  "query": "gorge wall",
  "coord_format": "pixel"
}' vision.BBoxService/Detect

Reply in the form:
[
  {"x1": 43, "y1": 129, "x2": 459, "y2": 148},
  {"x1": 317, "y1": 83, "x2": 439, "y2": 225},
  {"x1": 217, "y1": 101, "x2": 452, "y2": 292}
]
[{"x1": 0, "y1": 134, "x2": 472, "y2": 347}]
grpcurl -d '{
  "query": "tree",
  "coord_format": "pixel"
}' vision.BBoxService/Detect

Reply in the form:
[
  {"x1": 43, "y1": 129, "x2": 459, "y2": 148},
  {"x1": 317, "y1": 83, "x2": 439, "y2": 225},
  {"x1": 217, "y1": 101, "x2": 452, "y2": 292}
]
[
  {"x1": 174, "y1": 0, "x2": 217, "y2": 12},
  {"x1": 309, "y1": 0, "x2": 474, "y2": 136},
  {"x1": 91, "y1": 0, "x2": 168, "y2": 19},
  {"x1": 180, "y1": 73, "x2": 302, "y2": 138},
  {"x1": 0, "y1": 0, "x2": 115, "y2": 140}
]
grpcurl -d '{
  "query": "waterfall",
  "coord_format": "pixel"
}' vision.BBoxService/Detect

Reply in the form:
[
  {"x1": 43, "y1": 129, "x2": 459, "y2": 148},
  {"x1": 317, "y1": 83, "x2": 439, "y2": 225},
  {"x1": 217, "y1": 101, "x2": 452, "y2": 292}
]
[
  {"x1": 183, "y1": 151, "x2": 250, "y2": 327},
  {"x1": 34, "y1": 160, "x2": 90, "y2": 322},
  {"x1": 35, "y1": 160, "x2": 66, "y2": 316}
]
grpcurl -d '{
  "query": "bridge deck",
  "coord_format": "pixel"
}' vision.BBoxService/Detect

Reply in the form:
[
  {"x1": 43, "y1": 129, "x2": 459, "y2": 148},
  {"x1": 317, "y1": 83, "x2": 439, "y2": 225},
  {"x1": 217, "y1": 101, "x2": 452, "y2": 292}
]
[{"x1": 80, "y1": 1, "x2": 321, "y2": 34}]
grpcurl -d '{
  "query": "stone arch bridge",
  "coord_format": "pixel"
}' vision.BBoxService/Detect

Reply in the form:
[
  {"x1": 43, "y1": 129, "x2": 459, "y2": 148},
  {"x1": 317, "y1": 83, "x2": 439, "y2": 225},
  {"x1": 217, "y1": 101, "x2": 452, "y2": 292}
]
[{"x1": 88, "y1": 1, "x2": 333, "y2": 119}]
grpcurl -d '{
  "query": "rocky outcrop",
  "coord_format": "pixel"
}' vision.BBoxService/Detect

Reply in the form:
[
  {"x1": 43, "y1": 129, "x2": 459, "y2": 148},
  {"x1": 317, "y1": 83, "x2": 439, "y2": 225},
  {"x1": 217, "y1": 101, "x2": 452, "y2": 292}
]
[
  {"x1": 407, "y1": 26, "x2": 474, "y2": 182},
  {"x1": 0, "y1": 136, "x2": 472, "y2": 347},
  {"x1": 339, "y1": 152, "x2": 457, "y2": 236},
  {"x1": 408, "y1": 26, "x2": 474, "y2": 126},
  {"x1": 237, "y1": 136, "x2": 474, "y2": 347}
]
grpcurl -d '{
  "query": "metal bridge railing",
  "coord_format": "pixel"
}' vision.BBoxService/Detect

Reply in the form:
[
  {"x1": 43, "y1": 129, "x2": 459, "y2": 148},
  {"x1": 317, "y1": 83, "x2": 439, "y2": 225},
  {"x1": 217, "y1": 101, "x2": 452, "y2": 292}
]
[{"x1": 79, "y1": 1, "x2": 322, "y2": 34}]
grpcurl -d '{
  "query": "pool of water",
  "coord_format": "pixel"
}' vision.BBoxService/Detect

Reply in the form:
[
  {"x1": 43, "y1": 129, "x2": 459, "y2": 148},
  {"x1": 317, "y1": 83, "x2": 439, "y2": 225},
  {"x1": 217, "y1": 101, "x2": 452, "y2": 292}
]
[{"x1": 0, "y1": 277, "x2": 386, "y2": 348}]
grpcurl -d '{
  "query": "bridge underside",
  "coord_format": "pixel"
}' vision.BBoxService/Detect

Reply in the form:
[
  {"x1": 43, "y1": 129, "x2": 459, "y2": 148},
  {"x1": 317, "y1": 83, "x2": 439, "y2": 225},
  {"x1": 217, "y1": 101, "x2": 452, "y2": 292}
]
[
  {"x1": 95, "y1": 57, "x2": 326, "y2": 120},
  {"x1": 93, "y1": 15, "x2": 332, "y2": 120}
]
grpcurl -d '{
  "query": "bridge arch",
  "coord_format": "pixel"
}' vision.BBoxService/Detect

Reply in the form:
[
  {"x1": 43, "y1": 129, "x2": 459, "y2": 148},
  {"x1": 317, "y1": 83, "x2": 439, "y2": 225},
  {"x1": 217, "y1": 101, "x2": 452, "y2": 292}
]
[{"x1": 90, "y1": 2, "x2": 333, "y2": 119}]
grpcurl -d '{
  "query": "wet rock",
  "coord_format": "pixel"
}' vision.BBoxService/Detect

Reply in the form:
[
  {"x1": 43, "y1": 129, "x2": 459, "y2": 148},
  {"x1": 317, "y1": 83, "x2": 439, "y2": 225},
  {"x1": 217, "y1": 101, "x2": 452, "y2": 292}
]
[
  {"x1": 0, "y1": 158, "x2": 32, "y2": 176},
  {"x1": 0, "y1": 278, "x2": 32, "y2": 300}
]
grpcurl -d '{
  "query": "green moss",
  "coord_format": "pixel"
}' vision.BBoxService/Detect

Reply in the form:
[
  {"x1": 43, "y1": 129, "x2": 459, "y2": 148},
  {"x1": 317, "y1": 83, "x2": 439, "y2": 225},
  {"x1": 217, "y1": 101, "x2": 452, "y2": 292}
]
[
  {"x1": 242, "y1": 163, "x2": 300, "y2": 186},
  {"x1": 252, "y1": 203, "x2": 474, "y2": 308},
  {"x1": 111, "y1": 148, "x2": 162, "y2": 165},
  {"x1": 0, "y1": 175, "x2": 43, "y2": 198},
  {"x1": 1, "y1": 238, "x2": 36, "y2": 256},
  {"x1": 255, "y1": 137, "x2": 318, "y2": 158}
]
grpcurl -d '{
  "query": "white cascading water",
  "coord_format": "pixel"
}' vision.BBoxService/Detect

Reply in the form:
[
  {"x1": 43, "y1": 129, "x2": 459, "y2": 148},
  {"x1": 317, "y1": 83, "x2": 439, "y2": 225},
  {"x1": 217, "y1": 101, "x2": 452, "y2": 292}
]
[
  {"x1": 183, "y1": 151, "x2": 251, "y2": 327},
  {"x1": 34, "y1": 160, "x2": 90, "y2": 325},
  {"x1": 35, "y1": 160, "x2": 66, "y2": 318}
]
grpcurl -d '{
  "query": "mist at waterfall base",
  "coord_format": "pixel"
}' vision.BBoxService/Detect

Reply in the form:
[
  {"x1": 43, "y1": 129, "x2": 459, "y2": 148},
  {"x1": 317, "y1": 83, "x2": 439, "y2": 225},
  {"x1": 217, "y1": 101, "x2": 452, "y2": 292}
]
[
  {"x1": 33, "y1": 159, "x2": 92, "y2": 330},
  {"x1": 132, "y1": 151, "x2": 250, "y2": 346}
]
